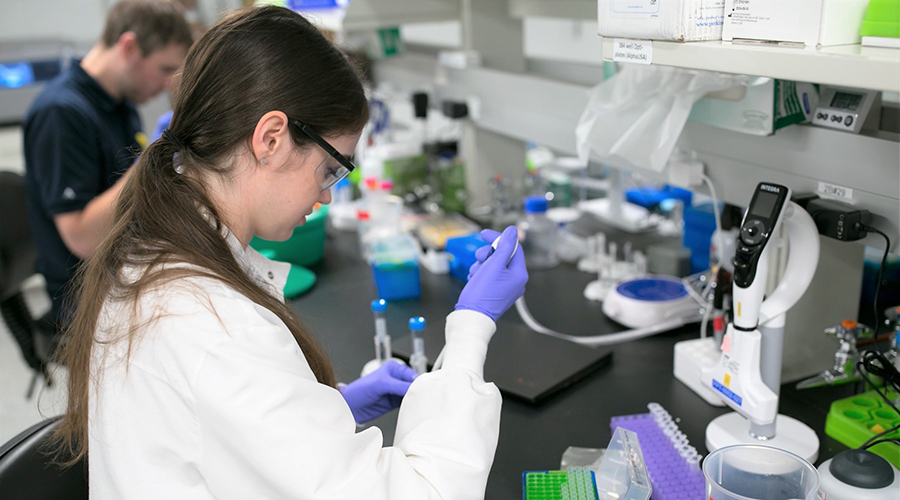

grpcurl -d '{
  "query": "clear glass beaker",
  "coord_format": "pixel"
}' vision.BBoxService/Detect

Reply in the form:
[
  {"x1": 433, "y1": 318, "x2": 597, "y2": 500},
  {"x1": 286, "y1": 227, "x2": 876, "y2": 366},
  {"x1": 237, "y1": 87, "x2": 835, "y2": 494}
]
[{"x1": 703, "y1": 445, "x2": 820, "y2": 500}]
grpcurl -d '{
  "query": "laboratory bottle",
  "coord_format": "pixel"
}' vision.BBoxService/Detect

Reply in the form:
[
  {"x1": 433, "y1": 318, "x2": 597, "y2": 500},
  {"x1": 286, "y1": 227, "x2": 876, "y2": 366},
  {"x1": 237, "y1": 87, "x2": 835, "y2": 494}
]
[{"x1": 518, "y1": 196, "x2": 559, "y2": 270}]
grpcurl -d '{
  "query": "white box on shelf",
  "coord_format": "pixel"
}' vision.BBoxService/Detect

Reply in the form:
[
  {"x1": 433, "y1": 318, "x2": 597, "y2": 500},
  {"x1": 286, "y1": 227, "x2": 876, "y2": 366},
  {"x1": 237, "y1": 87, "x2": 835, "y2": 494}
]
[
  {"x1": 598, "y1": 0, "x2": 726, "y2": 42},
  {"x1": 723, "y1": 0, "x2": 870, "y2": 47},
  {"x1": 688, "y1": 78, "x2": 819, "y2": 136}
]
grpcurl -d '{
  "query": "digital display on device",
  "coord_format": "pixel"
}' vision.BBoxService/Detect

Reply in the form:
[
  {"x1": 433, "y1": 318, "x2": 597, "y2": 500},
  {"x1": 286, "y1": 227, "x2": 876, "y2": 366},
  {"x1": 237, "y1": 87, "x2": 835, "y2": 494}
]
[
  {"x1": 829, "y1": 92, "x2": 863, "y2": 111},
  {"x1": 750, "y1": 190, "x2": 779, "y2": 218}
]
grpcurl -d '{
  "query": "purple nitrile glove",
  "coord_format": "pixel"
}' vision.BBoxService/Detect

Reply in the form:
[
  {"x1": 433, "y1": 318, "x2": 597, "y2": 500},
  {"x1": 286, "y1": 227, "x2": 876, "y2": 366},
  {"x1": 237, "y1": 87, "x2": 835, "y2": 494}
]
[
  {"x1": 340, "y1": 361, "x2": 418, "y2": 424},
  {"x1": 455, "y1": 225, "x2": 528, "y2": 322}
]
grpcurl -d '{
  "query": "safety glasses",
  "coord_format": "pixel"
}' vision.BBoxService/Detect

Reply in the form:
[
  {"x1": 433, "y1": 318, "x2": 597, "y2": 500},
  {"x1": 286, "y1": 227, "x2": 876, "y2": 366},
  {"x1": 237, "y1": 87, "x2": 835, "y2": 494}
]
[{"x1": 289, "y1": 118, "x2": 356, "y2": 192}]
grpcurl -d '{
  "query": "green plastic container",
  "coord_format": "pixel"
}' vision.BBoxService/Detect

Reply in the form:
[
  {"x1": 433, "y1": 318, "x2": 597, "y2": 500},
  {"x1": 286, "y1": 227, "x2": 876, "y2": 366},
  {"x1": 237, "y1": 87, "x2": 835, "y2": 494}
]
[
  {"x1": 250, "y1": 204, "x2": 329, "y2": 267},
  {"x1": 522, "y1": 469, "x2": 598, "y2": 500},
  {"x1": 824, "y1": 389, "x2": 900, "y2": 468},
  {"x1": 861, "y1": 0, "x2": 900, "y2": 39}
]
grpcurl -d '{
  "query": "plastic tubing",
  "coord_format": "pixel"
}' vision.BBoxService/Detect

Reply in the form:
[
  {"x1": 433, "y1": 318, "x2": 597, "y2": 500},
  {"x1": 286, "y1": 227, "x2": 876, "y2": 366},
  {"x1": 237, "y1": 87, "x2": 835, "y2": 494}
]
[{"x1": 515, "y1": 297, "x2": 697, "y2": 347}]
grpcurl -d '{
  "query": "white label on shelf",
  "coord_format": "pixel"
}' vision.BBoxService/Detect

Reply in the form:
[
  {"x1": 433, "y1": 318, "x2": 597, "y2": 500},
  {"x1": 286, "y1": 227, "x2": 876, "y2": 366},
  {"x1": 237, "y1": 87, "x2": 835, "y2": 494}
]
[
  {"x1": 817, "y1": 182, "x2": 854, "y2": 201},
  {"x1": 612, "y1": 38, "x2": 653, "y2": 65}
]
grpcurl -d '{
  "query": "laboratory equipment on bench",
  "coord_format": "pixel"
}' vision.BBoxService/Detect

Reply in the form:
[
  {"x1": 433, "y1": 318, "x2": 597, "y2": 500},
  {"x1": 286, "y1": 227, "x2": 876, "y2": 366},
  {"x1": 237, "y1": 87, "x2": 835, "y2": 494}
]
[
  {"x1": 577, "y1": 232, "x2": 608, "y2": 274},
  {"x1": 592, "y1": 427, "x2": 651, "y2": 500},
  {"x1": 817, "y1": 449, "x2": 900, "y2": 500},
  {"x1": 519, "y1": 267, "x2": 710, "y2": 348},
  {"x1": 610, "y1": 403, "x2": 702, "y2": 500},
  {"x1": 700, "y1": 182, "x2": 822, "y2": 462},
  {"x1": 795, "y1": 320, "x2": 872, "y2": 390},
  {"x1": 444, "y1": 233, "x2": 489, "y2": 283},
  {"x1": 361, "y1": 299, "x2": 404, "y2": 377},
  {"x1": 369, "y1": 234, "x2": 421, "y2": 301},
  {"x1": 522, "y1": 428, "x2": 650, "y2": 500},
  {"x1": 522, "y1": 469, "x2": 599, "y2": 500},
  {"x1": 824, "y1": 388, "x2": 900, "y2": 468},
  {"x1": 812, "y1": 86, "x2": 881, "y2": 134},
  {"x1": 703, "y1": 445, "x2": 820, "y2": 500},
  {"x1": 409, "y1": 317, "x2": 427, "y2": 375},
  {"x1": 601, "y1": 276, "x2": 695, "y2": 329},
  {"x1": 583, "y1": 239, "x2": 648, "y2": 303}
]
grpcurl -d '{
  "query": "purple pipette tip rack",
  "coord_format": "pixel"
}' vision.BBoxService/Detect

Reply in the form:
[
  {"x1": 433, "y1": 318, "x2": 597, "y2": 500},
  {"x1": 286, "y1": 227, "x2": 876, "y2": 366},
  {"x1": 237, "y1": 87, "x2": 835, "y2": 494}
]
[{"x1": 610, "y1": 403, "x2": 704, "y2": 500}]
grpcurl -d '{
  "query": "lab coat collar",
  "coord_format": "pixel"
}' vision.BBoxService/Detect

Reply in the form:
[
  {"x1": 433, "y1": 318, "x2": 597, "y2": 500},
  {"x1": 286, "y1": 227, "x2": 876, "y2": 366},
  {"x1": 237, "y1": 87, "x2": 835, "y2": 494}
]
[{"x1": 221, "y1": 227, "x2": 291, "y2": 302}]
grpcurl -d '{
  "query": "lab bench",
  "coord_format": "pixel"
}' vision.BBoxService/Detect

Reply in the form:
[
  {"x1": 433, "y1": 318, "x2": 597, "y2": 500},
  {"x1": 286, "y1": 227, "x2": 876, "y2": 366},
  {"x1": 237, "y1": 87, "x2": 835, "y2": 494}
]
[{"x1": 289, "y1": 225, "x2": 852, "y2": 499}]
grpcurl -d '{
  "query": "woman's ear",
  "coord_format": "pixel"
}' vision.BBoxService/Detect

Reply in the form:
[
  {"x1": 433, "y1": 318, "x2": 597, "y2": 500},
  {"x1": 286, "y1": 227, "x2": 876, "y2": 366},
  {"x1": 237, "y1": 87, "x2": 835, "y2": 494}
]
[{"x1": 251, "y1": 111, "x2": 291, "y2": 166}]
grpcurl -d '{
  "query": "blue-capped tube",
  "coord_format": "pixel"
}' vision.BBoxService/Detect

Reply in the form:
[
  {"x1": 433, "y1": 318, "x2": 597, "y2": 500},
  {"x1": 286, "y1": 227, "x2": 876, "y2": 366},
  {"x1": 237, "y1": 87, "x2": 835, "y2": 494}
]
[
  {"x1": 371, "y1": 299, "x2": 390, "y2": 363},
  {"x1": 409, "y1": 316, "x2": 427, "y2": 374}
]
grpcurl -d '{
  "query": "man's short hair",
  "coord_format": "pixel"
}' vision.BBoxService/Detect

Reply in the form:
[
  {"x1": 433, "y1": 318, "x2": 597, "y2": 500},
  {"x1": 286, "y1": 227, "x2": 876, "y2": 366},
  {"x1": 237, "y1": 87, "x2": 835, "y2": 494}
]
[{"x1": 101, "y1": 0, "x2": 193, "y2": 55}]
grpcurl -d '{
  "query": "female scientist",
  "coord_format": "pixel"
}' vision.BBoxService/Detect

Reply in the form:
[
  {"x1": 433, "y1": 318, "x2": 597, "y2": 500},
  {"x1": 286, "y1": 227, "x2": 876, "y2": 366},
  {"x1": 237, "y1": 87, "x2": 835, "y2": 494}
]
[{"x1": 50, "y1": 6, "x2": 527, "y2": 500}]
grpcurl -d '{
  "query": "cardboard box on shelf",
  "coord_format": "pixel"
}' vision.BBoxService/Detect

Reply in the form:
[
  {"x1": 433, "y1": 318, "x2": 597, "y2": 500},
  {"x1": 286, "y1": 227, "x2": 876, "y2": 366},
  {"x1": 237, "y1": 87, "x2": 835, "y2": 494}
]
[
  {"x1": 598, "y1": 0, "x2": 726, "y2": 42},
  {"x1": 688, "y1": 78, "x2": 819, "y2": 136},
  {"x1": 723, "y1": 0, "x2": 870, "y2": 47}
]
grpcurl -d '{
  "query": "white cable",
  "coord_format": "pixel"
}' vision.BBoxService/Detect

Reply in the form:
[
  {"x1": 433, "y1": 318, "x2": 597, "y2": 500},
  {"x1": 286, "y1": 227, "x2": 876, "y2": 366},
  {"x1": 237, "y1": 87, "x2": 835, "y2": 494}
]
[
  {"x1": 432, "y1": 266, "x2": 715, "y2": 370},
  {"x1": 701, "y1": 174, "x2": 725, "y2": 267},
  {"x1": 431, "y1": 294, "x2": 698, "y2": 373},
  {"x1": 514, "y1": 297, "x2": 697, "y2": 346}
]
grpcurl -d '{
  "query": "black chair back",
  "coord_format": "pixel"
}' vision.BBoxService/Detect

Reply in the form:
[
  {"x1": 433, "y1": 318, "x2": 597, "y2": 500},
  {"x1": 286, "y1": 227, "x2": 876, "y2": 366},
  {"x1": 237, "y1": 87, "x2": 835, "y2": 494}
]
[
  {"x1": 0, "y1": 171, "x2": 36, "y2": 300},
  {"x1": 0, "y1": 417, "x2": 88, "y2": 499}
]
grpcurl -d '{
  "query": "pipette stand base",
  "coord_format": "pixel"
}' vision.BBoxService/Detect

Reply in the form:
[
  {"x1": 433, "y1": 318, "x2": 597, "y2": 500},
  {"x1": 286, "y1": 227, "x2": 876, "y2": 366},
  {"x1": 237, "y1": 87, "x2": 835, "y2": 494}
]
[
  {"x1": 706, "y1": 413, "x2": 820, "y2": 463},
  {"x1": 361, "y1": 357, "x2": 407, "y2": 377},
  {"x1": 578, "y1": 198, "x2": 657, "y2": 234},
  {"x1": 673, "y1": 338, "x2": 726, "y2": 407}
]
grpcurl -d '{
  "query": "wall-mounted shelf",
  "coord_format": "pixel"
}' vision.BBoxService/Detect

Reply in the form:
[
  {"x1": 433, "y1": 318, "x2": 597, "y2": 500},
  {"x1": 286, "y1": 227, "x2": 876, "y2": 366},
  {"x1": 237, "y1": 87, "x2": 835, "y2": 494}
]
[
  {"x1": 301, "y1": 0, "x2": 460, "y2": 33},
  {"x1": 600, "y1": 38, "x2": 900, "y2": 93},
  {"x1": 508, "y1": 0, "x2": 595, "y2": 19}
]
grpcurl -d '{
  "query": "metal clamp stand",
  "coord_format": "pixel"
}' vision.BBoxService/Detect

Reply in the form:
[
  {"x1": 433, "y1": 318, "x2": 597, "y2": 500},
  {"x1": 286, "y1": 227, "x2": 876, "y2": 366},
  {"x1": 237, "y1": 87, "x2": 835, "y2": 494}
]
[{"x1": 796, "y1": 320, "x2": 872, "y2": 390}]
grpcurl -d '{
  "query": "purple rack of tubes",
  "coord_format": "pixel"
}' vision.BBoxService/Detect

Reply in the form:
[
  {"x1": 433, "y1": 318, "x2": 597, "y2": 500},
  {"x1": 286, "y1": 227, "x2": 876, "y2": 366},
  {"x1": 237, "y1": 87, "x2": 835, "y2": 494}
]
[{"x1": 610, "y1": 403, "x2": 704, "y2": 500}]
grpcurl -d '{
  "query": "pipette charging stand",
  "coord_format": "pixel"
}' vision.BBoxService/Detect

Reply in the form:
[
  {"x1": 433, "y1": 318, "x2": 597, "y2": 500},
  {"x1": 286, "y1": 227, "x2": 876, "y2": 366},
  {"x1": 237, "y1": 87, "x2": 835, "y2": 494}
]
[
  {"x1": 702, "y1": 191, "x2": 821, "y2": 463},
  {"x1": 705, "y1": 315, "x2": 820, "y2": 462}
]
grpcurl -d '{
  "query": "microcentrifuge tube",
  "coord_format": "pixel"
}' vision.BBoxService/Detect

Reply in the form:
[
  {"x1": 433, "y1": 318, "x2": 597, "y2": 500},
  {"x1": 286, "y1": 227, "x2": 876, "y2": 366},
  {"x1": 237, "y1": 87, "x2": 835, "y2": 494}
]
[
  {"x1": 372, "y1": 299, "x2": 391, "y2": 363},
  {"x1": 409, "y1": 317, "x2": 427, "y2": 374}
]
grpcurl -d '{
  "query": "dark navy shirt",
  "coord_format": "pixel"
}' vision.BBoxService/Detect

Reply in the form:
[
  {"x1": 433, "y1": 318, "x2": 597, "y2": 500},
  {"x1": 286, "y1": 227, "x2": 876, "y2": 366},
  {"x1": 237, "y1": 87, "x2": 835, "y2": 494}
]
[{"x1": 23, "y1": 60, "x2": 143, "y2": 325}]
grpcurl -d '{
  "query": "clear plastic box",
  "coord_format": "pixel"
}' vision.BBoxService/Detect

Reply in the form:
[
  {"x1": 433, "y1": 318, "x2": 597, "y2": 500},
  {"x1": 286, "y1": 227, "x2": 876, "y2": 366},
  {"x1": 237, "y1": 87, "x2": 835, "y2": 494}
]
[{"x1": 594, "y1": 427, "x2": 652, "y2": 500}]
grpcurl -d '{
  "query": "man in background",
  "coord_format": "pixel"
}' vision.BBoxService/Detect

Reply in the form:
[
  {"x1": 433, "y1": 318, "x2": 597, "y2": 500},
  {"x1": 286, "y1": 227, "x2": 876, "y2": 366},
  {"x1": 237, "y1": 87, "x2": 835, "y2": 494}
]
[{"x1": 24, "y1": 0, "x2": 192, "y2": 330}]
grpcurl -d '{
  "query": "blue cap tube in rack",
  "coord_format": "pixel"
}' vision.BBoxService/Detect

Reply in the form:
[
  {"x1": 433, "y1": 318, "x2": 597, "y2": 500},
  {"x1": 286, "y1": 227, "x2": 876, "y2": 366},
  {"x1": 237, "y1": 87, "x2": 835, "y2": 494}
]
[
  {"x1": 409, "y1": 316, "x2": 427, "y2": 374},
  {"x1": 372, "y1": 299, "x2": 390, "y2": 363}
]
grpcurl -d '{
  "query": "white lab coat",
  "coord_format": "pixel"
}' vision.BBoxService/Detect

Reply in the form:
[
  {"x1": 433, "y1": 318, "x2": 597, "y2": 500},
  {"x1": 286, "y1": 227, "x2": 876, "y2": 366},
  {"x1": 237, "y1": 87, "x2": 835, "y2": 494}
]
[{"x1": 88, "y1": 230, "x2": 502, "y2": 499}]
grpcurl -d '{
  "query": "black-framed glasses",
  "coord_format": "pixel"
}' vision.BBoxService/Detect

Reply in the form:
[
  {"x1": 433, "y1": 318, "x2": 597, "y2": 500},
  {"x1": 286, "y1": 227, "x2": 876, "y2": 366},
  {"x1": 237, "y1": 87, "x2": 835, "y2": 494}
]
[{"x1": 289, "y1": 118, "x2": 356, "y2": 192}]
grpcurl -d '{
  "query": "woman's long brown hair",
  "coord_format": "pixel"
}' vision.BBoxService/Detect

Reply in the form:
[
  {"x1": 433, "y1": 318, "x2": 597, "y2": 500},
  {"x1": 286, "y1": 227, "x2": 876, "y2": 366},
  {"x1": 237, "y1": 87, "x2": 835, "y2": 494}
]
[{"x1": 49, "y1": 5, "x2": 369, "y2": 465}]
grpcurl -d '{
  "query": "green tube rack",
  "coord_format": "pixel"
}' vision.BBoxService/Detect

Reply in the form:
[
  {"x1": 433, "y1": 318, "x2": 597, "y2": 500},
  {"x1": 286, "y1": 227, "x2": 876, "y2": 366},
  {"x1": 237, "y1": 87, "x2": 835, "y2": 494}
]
[
  {"x1": 523, "y1": 468, "x2": 599, "y2": 500},
  {"x1": 824, "y1": 388, "x2": 900, "y2": 468}
]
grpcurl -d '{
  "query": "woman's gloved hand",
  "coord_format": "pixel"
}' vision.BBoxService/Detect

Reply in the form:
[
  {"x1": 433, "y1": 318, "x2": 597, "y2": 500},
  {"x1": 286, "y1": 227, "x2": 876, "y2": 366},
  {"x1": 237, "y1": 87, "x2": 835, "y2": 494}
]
[
  {"x1": 455, "y1": 225, "x2": 528, "y2": 322},
  {"x1": 340, "y1": 361, "x2": 418, "y2": 424}
]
